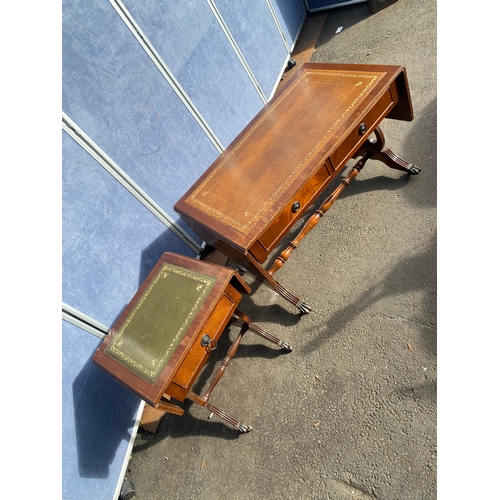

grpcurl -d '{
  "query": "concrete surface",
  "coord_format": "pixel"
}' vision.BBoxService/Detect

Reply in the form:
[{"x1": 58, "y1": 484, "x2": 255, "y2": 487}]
[{"x1": 126, "y1": 0, "x2": 437, "y2": 498}]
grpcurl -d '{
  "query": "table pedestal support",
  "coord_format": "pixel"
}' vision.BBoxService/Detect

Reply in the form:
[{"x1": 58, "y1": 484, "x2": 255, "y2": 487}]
[
  {"x1": 242, "y1": 127, "x2": 420, "y2": 314},
  {"x1": 358, "y1": 126, "x2": 421, "y2": 175}
]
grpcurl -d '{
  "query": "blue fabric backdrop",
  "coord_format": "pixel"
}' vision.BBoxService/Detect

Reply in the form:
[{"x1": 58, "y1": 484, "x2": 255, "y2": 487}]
[
  {"x1": 62, "y1": 0, "x2": 306, "y2": 497},
  {"x1": 62, "y1": 320, "x2": 142, "y2": 500}
]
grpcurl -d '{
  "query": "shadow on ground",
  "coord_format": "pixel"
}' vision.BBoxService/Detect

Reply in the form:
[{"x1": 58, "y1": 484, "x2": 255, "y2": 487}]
[{"x1": 300, "y1": 231, "x2": 436, "y2": 357}]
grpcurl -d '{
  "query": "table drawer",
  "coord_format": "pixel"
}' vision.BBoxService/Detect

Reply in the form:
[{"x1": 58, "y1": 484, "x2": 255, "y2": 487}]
[
  {"x1": 250, "y1": 160, "x2": 335, "y2": 262},
  {"x1": 329, "y1": 86, "x2": 395, "y2": 169},
  {"x1": 168, "y1": 288, "x2": 239, "y2": 399},
  {"x1": 248, "y1": 88, "x2": 396, "y2": 264}
]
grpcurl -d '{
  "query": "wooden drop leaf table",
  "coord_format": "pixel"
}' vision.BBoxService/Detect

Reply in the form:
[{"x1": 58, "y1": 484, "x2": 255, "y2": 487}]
[
  {"x1": 92, "y1": 252, "x2": 291, "y2": 433},
  {"x1": 174, "y1": 63, "x2": 420, "y2": 313}
]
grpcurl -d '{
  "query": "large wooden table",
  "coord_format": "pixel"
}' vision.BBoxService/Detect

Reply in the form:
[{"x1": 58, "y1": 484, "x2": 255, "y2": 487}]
[
  {"x1": 175, "y1": 63, "x2": 420, "y2": 313},
  {"x1": 93, "y1": 252, "x2": 291, "y2": 433}
]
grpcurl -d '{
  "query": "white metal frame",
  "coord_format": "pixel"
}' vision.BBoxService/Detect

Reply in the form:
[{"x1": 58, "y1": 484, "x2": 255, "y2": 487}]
[
  {"x1": 62, "y1": 113, "x2": 203, "y2": 255},
  {"x1": 109, "y1": 0, "x2": 224, "y2": 153},
  {"x1": 206, "y1": 0, "x2": 268, "y2": 104},
  {"x1": 62, "y1": 303, "x2": 109, "y2": 339}
]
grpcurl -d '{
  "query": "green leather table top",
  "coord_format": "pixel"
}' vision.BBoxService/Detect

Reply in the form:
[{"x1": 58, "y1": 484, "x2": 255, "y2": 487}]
[{"x1": 104, "y1": 262, "x2": 216, "y2": 384}]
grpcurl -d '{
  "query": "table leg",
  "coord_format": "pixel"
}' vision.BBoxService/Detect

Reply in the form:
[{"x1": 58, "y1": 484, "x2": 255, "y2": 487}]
[
  {"x1": 155, "y1": 397, "x2": 185, "y2": 416},
  {"x1": 186, "y1": 392, "x2": 252, "y2": 433},
  {"x1": 232, "y1": 309, "x2": 292, "y2": 351},
  {"x1": 186, "y1": 322, "x2": 253, "y2": 433},
  {"x1": 357, "y1": 126, "x2": 421, "y2": 175},
  {"x1": 235, "y1": 127, "x2": 419, "y2": 314},
  {"x1": 239, "y1": 253, "x2": 312, "y2": 314}
]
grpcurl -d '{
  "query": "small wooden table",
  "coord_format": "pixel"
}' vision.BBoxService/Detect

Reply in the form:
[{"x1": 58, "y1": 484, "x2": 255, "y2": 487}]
[
  {"x1": 93, "y1": 252, "x2": 291, "y2": 433},
  {"x1": 174, "y1": 63, "x2": 420, "y2": 313}
]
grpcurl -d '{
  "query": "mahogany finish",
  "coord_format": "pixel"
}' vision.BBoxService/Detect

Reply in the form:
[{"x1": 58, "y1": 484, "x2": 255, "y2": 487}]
[
  {"x1": 174, "y1": 63, "x2": 420, "y2": 313},
  {"x1": 93, "y1": 252, "x2": 291, "y2": 433}
]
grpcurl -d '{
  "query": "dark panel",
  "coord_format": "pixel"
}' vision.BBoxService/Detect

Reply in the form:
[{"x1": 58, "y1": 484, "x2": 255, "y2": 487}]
[
  {"x1": 305, "y1": 0, "x2": 366, "y2": 12},
  {"x1": 368, "y1": 0, "x2": 398, "y2": 14}
]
